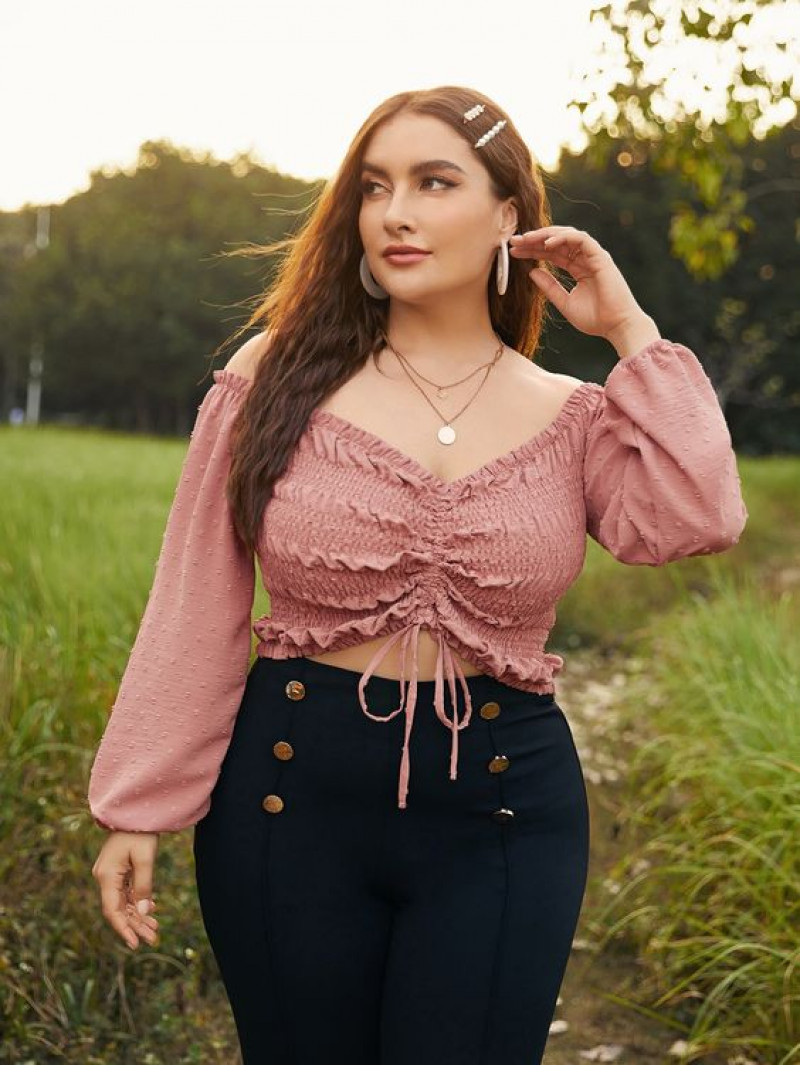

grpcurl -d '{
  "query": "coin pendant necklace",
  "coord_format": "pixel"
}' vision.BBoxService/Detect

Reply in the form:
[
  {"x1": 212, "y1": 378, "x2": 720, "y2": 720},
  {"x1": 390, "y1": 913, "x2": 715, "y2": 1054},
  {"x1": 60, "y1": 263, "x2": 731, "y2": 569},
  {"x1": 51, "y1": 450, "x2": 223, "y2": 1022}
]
[{"x1": 379, "y1": 334, "x2": 506, "y2": 446}]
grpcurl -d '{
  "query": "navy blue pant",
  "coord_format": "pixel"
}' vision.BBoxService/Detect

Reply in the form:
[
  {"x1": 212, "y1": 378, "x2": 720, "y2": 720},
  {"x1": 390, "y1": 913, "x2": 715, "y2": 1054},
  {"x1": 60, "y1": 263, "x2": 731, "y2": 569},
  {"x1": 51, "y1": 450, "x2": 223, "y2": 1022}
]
[{"x1": 193, "y1": 654, "x2": 590, "y2": 1065}]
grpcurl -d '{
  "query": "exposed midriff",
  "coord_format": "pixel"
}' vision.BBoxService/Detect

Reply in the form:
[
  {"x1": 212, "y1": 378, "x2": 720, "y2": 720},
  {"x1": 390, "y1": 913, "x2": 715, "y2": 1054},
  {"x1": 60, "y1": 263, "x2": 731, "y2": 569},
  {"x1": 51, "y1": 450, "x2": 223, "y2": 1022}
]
[{"x1": 307, "y1": 628, "x2": 487, "y2": 680}]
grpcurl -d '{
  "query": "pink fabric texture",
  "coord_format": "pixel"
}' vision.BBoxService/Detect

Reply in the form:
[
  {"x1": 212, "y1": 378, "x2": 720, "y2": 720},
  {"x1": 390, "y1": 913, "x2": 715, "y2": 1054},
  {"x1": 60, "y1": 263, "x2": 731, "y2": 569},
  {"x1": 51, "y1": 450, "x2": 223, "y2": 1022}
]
[{"x1": 88, "y1": 338, "x2": 748, "y2": 831}]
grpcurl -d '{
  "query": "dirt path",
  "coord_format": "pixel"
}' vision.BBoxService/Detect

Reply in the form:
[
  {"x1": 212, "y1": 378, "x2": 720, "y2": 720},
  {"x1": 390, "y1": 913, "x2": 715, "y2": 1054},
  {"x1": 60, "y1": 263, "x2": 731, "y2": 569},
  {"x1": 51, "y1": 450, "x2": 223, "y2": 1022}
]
[{"x1": 541, "y1": 650, "x2": 694, "y2": 1064}]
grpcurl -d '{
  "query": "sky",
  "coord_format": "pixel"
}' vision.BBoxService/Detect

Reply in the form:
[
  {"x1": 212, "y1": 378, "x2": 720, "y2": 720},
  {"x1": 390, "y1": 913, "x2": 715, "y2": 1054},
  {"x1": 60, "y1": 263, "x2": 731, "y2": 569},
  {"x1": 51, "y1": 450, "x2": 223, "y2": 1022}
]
[
  {"x1": 2, "y1": 1, "x2": 797, "y2": 214},
  {"x1": 0, "y1": 0, "x2": 599, "y2": 211}
]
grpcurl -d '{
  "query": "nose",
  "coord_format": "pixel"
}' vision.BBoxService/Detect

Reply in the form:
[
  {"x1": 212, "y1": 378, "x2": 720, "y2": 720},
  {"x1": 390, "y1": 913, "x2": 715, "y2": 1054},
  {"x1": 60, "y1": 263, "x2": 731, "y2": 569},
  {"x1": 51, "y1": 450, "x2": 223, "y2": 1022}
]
[{"x1": 381, "y1": 187, "x2": 415, "y2": 232}]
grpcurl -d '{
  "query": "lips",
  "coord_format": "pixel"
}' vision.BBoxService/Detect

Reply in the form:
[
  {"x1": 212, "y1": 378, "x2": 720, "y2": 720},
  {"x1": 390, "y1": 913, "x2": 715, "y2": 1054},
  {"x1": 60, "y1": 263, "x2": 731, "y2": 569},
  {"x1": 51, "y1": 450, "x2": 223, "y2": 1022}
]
[{"x1": 382, "y1": 246, "x2": 430, "y2": 257}]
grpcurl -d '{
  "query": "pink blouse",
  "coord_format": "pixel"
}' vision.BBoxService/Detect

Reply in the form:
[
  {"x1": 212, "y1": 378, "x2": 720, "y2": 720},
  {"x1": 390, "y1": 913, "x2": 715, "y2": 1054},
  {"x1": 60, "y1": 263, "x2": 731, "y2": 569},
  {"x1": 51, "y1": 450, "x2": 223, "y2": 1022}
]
[{"x1": 88, "y1": 338, "x2": 748, "y2": 831}]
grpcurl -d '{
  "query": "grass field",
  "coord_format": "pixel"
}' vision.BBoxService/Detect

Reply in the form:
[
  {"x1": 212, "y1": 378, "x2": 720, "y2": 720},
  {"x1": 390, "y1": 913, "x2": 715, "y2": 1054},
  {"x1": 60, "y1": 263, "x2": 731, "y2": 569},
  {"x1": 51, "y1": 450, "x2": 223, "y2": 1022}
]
[
  {"x1": 590, "y1": 570, "x2": 800, "y2": 1061},
  {"x1": 1, "y1": 424, "x2": 797, "y2": 1063}
]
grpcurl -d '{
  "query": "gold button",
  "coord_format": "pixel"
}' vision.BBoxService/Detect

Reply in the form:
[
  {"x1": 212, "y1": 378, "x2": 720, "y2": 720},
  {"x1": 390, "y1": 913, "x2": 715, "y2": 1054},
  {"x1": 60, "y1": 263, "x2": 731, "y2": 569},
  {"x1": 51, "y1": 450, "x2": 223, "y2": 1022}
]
[
  {"x1": 491, "y1": 807, "x2": 515, "y2": 824},
  {"x1": 262, "y1": 794, "x2": 285, "y2": 814},
  {"x1": 285, "y1": 680, "x2": 306, "y2": 700},
  {"x1": 488, "y1": 754, "x2": 510, "y2": 774},
  {"x1": 479, "y1": 701, "x2": 500, "y2": 720},
  {"x1": 273, "y1": 740, "x2": 294, "y2": 761}
]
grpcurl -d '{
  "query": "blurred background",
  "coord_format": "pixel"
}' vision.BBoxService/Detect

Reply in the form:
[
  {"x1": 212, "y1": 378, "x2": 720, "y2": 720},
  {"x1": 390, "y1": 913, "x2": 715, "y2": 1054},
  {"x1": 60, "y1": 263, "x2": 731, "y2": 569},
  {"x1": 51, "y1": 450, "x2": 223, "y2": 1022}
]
[{"x1": 1, "y1": 1, "x2": 798, "y2": 1063}]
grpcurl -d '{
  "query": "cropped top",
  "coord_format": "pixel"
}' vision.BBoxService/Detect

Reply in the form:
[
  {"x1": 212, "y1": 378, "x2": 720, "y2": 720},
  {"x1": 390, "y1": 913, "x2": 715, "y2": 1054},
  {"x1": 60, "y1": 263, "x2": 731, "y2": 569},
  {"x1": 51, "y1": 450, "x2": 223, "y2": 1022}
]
[{"x1": 87, "y1": 338, "x2": 749, "y2": 832}]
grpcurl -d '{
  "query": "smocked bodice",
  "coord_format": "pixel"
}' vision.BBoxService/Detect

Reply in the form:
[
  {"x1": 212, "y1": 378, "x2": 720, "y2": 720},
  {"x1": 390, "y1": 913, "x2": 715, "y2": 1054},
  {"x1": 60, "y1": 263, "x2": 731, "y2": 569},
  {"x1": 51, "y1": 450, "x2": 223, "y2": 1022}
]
[{"x1": 253, "y1": 385, "x2": 598, "y2": 807}]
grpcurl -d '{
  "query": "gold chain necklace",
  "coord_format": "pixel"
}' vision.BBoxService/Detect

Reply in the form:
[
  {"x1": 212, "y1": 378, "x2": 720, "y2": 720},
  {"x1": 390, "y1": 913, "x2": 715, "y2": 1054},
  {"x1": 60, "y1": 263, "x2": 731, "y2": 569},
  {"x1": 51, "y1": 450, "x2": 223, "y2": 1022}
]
[
  {"x1": 379, "y1": 335, "x2": 506, "y2": 445},
  {"x1": 380, "y1": 333, "x2": 502, "y2": 398}
]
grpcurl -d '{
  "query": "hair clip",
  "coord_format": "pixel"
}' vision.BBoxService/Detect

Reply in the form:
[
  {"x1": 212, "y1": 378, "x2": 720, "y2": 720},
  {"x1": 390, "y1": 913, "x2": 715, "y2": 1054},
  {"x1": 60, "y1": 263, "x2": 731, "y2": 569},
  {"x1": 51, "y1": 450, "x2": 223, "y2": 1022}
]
[
  {"x1": 463, "y1": 104, "x2": 485, "y2": 122},
  {"x1": 474, "y1": 119, "x2": 507, "y2": 149}
]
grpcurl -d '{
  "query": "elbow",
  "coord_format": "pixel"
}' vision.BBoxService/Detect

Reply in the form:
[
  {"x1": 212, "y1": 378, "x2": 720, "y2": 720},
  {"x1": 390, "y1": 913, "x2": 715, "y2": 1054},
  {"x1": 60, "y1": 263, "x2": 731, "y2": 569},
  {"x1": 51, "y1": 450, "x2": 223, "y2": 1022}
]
[
  {"x1": 588, "y1": 497, "x2": 749, "y2": 567},
  {"x1": 676, "y1": 471, "x2": 750, "y2": 559},
  {"x1": 685, "y1": 444, "x2": 749, "y2": 553},
  {"x1": 653, "y1": 495, "x2": 749, "y2": 563},
  {"x1": 604, "y1": 538, "x2": 663, "y2": 567},
  {"x1": 588, "y1": 516, "x2": 664, "y2": 566},
  {"x1": 694, "y1": 493, "x2": 749, "y2": 557}
]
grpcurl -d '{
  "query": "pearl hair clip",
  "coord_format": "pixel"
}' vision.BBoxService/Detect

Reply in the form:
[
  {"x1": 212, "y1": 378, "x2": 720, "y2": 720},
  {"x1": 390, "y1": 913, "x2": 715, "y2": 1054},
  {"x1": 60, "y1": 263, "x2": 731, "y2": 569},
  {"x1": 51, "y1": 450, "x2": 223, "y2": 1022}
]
[
  {"x1": 462, "y1": 104, "x2": 507, "y2": 149},
  {"x1": 463, "y1": 104, "x2": 485, "y2": 122},
  {"x1": 474, "y1": 119, "x2": 507, "y2": 148}
]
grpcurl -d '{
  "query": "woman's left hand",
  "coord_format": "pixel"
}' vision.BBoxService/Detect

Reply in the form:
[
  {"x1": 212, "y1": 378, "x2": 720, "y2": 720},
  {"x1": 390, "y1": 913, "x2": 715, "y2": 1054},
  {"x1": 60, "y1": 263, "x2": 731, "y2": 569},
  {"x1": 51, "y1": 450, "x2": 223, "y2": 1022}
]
[{"x1": 509, "y1": 226, "x2": 649, "y2": 342}]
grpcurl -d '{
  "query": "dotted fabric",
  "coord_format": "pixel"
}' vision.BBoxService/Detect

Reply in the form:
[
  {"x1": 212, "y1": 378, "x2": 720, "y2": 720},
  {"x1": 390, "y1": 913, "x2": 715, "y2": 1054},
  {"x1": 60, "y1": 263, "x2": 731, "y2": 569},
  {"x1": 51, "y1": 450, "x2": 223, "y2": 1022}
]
[{"x1": 87, "y1": 338, "x2": 748, "y2": 831}]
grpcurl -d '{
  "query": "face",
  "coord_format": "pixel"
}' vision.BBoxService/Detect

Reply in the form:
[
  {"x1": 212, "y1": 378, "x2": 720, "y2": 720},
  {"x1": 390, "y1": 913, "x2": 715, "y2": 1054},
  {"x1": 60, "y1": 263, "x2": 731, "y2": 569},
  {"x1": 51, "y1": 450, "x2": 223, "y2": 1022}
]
[{"x1": 357, "y1": 112, "x2": 518, "y2": 303}]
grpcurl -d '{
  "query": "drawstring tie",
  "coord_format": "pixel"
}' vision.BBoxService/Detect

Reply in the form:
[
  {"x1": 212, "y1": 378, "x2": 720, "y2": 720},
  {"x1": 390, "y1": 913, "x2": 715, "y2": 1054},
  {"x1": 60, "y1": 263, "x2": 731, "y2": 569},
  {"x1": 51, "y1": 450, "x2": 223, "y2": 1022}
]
[{"x1": 357, "y1": 621, "x2": 474, "y2": 809}]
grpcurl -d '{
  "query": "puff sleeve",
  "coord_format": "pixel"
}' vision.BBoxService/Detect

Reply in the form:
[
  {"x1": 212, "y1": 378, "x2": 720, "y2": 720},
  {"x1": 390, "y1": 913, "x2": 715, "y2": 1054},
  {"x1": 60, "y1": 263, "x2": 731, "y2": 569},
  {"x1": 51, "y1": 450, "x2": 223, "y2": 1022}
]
[
  {"x1": 583, "y1": 338, "x2": 748, "y2": 565},
  {"x1": 88, "y1": 370, "x2": 256, "y2": 832}
]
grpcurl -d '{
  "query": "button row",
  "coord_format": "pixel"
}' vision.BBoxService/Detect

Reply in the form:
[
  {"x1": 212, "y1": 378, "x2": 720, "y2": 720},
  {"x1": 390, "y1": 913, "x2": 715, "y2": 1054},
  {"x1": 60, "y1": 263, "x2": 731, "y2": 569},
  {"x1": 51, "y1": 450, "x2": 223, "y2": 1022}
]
[
  {"x1": 479, "y1": 700, "x2": 515, "y2": 825},
  {"x1": 261, "y1": 687, "x2": 515, "y2": 823},
  {"x1": 261, "y1": 681, "x2": 306, "y2": 814}
]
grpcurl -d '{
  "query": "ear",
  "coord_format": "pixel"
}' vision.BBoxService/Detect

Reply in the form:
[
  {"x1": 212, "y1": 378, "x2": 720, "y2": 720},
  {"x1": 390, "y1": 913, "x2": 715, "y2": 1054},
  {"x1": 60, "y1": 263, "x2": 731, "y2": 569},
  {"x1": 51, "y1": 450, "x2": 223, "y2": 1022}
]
[{"x1": 499, "y1": 197, "x2": 519, "y2": 239}]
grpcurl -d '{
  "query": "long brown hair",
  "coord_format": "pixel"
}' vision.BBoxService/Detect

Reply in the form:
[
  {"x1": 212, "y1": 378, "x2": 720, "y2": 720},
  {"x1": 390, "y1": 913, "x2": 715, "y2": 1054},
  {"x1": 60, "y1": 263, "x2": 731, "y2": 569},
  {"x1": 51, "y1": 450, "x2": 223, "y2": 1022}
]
[{"x1": 222, "y1": 85, "x2": 555, "y2": 556}]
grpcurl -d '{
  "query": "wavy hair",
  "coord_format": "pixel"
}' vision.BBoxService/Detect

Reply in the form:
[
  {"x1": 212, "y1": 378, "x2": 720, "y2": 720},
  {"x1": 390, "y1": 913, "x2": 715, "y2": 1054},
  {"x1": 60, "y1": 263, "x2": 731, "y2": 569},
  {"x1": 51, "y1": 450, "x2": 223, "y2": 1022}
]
[{"x1": 220, "y1": 85, "x2": 556, "y2": 556}]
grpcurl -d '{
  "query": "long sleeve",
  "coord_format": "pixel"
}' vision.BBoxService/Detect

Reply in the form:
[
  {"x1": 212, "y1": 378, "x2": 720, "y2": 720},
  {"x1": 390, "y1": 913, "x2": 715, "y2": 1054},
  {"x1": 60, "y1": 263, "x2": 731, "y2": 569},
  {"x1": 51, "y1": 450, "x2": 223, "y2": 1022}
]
[
  {"x1": 583, "y1": 338, "x2": 748, "y2": 566},
  {"x1": 88, "y1": 370, "x2": 256, "y2": 832}
]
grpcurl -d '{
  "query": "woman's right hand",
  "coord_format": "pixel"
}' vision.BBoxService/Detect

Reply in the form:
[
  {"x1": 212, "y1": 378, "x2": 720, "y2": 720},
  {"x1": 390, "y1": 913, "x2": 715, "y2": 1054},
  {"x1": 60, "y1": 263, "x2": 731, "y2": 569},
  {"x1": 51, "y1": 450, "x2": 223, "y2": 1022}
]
[{"x1": 92, "y1": 831, "x2": 161, "y2": 949}]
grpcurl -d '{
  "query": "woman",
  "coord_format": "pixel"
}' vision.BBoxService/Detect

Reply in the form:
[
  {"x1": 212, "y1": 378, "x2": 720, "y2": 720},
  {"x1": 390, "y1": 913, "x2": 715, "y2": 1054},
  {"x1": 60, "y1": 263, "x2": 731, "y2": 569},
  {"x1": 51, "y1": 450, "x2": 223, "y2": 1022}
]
[{"x1": 89, "y1": 85, "x2": 748, "y2": 1064}]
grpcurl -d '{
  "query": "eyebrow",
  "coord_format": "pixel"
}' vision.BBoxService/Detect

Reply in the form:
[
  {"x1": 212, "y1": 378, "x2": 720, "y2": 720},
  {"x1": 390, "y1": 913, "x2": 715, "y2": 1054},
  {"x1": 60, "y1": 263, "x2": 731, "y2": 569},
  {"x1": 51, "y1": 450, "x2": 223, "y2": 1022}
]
[{"x1": 360, "y1": 158, "x2": 467, "y2": 178}]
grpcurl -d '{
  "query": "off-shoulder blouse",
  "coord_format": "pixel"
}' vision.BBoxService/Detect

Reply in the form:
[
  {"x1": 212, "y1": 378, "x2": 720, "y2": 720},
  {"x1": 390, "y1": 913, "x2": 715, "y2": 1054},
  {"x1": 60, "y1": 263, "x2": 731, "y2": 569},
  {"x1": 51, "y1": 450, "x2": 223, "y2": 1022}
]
[{"x1": 87, "y1": 338, "x2": 749, "y2": 831}]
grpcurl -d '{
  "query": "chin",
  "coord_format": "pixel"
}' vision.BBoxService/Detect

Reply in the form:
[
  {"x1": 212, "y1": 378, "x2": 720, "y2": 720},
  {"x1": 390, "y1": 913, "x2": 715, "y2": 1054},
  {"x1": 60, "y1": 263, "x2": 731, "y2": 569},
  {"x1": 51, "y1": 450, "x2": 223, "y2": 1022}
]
[{"x1": 389, "y1": 289, "x2": 440, "y2": 306}]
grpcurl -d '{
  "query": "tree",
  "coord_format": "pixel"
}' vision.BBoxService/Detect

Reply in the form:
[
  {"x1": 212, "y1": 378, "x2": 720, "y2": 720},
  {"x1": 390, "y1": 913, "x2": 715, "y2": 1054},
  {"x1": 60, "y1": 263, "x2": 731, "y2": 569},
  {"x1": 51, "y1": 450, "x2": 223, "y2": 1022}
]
[
  {"x1": 4, "y1": 141, "x2": 320, "y2": 432},
  {"x1": 546, "y1": 116, "x2": 800, "y2": 450},
  {"x1": 570, "y1": 0, "x2": 800, "y2": 278}
]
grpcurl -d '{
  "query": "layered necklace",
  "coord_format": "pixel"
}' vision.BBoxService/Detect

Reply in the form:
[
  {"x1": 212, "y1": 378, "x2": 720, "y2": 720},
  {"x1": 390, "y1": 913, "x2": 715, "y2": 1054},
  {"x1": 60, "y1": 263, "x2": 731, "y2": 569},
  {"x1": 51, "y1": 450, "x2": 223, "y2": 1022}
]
[{"x1": 376, "y1": 332, "x2": 506, "y2": 445}]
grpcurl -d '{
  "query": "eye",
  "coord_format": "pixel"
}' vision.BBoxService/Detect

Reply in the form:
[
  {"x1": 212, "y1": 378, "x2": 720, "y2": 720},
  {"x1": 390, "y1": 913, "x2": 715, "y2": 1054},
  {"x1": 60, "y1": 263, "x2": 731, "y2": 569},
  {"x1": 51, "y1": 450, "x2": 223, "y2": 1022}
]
[
  {"x1": 360, "y1": 174, "x2": 456, "y2": 196},
  {"x1": 421, "y1": 175, "x2": 456, "y2": 190}
]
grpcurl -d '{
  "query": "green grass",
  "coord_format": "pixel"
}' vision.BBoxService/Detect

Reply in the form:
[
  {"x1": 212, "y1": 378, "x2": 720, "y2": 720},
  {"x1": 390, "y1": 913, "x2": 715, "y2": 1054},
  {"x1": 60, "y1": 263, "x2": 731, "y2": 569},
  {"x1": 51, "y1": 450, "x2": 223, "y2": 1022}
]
[
  {"x1": 0, "y1": 426, "x2": 269, "y2": 1064},
  {"x1": 0, "y1": 425, "x2": 797, "y2": 1063},
  {"x1": 590, "y1": 568, "x2": 800, "y2": 1062}
]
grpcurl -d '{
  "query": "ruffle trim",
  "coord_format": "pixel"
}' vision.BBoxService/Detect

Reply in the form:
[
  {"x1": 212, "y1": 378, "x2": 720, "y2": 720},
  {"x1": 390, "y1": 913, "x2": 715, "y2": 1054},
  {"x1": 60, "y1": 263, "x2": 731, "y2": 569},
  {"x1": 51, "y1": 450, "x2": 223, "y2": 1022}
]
[
  {"x1": 253, "y1": 610, "x2": 563, "y2": 693},
  {"x1": 309, "y1": 380, "x2": 601, "y2": 492},
  {"x1": 209, "y1": 367, "x2": 605, "y2": 495},
  {"x1": 253, "y1": 600, "x2": 417, "y2": 651},
  {"x1": 211, "y1": 368, "x2": 254, "y2": 397}
]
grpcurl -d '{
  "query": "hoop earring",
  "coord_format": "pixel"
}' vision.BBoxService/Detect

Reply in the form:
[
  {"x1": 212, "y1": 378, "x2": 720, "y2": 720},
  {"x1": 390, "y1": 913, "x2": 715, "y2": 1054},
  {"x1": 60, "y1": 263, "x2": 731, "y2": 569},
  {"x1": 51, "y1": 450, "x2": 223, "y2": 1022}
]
[
  {"x1": 360, "y1": 253, "x2": 389, "y2": 300},
  {"x1": 496, "y1": 238, "x2": 509, "y2": 296}
]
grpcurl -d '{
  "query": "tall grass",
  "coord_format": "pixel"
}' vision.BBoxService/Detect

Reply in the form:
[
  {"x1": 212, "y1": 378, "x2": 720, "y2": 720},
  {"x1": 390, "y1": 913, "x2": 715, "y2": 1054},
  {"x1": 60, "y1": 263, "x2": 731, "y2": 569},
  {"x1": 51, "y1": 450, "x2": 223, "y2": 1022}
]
[
  {"x1": 594, "y1": 568, "x2": 800, "y2": 1063},
  {"x1": 1, "y1": 426, "x2": 268, "y2": 1063}
]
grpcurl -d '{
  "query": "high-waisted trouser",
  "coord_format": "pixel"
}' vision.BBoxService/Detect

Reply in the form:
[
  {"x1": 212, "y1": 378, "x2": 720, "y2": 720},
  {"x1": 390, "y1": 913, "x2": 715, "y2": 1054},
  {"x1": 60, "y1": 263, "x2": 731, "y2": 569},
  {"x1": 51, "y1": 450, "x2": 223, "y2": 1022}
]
[{"x1": 193, "y1": 654, "x2": 590, "y2": 1065}]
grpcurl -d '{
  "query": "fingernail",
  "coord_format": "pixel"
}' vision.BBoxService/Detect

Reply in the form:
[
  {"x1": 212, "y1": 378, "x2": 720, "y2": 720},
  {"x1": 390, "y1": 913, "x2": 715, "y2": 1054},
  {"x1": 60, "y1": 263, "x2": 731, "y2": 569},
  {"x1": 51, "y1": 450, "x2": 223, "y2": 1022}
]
[{"x1": 136, "y1": 899, "x2": 151, "y2": 916}]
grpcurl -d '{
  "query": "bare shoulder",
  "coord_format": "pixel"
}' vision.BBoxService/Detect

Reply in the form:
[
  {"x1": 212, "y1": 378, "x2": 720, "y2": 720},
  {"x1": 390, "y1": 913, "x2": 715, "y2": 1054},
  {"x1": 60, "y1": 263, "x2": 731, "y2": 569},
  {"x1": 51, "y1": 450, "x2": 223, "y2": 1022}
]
[
  {"x1": 223, "y1": 328, "x2": 275, "y2": 381},
  {"x1": 541, "y1": 369, "x2": 586, "y2": 395},
  {"x1": 506, "y1": 350, "x2": 586, "y2": 396}
]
